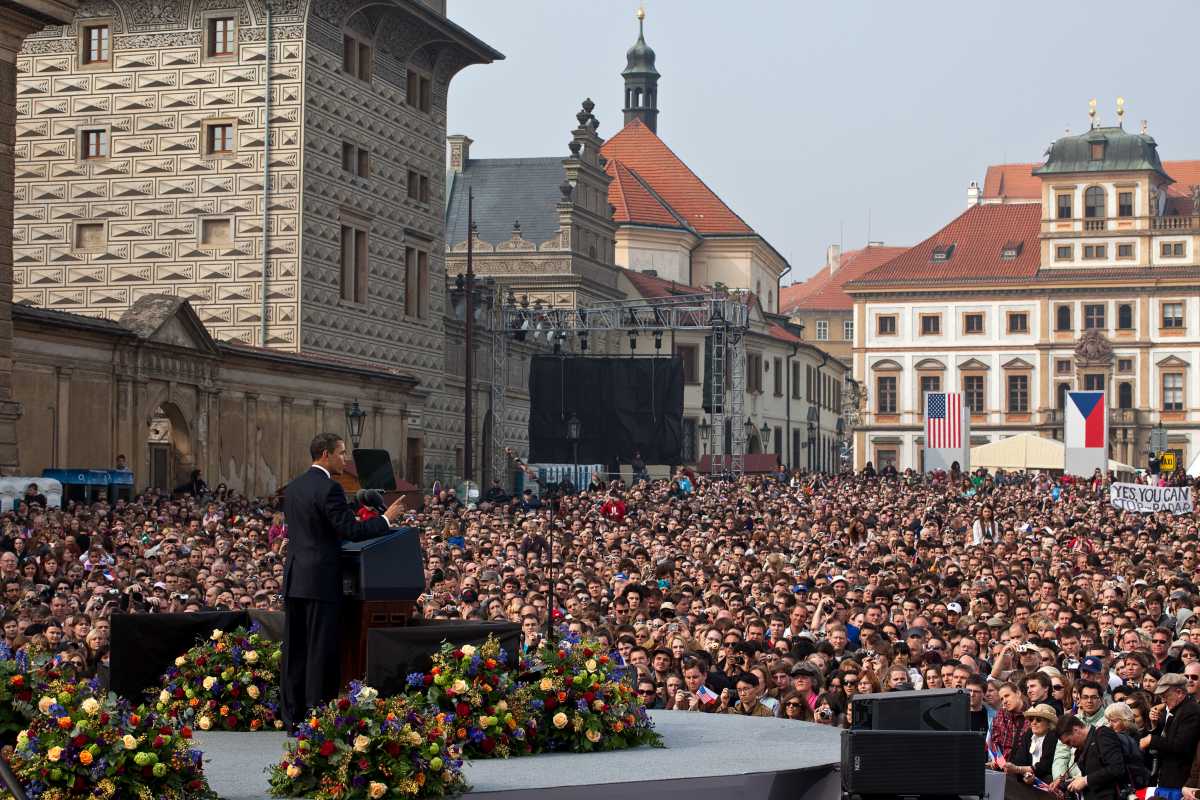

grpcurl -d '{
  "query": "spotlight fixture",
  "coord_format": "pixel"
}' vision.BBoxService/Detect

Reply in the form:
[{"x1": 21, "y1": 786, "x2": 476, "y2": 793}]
[
  {"x1": 579, "y1": 330, "x2": 589, "y2": 352},
  {"x1": 653, "y1": 329, "x2": 663, "y2": 351},
  {"x1": 629, "y1": 332, "x2": 638, "y2": 352}
]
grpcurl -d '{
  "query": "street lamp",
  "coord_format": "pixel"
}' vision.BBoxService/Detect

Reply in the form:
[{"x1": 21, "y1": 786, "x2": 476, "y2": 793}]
[
  {"x1": 760, "y1": 421, "x2": 771, "y2": 454},
  {"x1": 698, "y1": 417, "x2": 711, "y2": 456},
  {"x1": 345, "y1": 400, "x2": 367, "y2": 450}
]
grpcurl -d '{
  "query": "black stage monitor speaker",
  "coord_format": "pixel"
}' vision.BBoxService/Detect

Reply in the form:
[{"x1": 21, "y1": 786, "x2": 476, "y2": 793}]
[
  {"x1": 353, "y1": 448, "x2": 397, "y2": 491},
  {"x1": 841, "y1": 729, "x2": 984, "y2": 796},
  {"x1": 851, "y1": 687, "x2": 970, "y2": 732}
]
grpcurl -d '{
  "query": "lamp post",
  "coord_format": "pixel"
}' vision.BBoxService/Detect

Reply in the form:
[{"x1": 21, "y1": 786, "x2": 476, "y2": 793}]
[
  {"x1": 566, "y1": 412, "x2": 582, "y2": 490},
  {"x1": 760, "y1": 421, "x2": 771, "y2": 457},
  {"x1": 698, "y1": 417, "x2": 710, "y2": 458},
  {"x1": 345, "y1": 400, "x2": 367, "y2": 450}
]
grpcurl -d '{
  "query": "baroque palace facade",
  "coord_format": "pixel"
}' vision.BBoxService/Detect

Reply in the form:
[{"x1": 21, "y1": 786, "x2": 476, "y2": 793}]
[
  {"x1": 7, "y1": 0, "x2": 504, "y2": 492},
  {"x1": 846, "y1": 109, "x2": 1200, "y2": 472}
]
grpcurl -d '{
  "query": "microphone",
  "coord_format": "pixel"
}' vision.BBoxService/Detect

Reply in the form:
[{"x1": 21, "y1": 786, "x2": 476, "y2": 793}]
[{"x1": 355, "y1": 488, "x2": 386, "y2": 512}]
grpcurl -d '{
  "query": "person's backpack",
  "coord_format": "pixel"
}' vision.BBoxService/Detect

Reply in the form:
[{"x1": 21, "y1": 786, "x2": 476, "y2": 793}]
[{"x1": 1112, "y1": 729, "x2": 1150, "y2": 789}]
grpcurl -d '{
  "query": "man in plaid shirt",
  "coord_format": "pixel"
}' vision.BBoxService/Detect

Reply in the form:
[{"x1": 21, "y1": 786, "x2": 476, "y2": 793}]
[{"x1": 989, "y1": 682, "x2": 1030, "y2": 761}]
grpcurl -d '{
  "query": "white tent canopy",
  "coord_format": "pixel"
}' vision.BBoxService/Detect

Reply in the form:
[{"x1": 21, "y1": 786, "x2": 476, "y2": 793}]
[{"x1": 969, "y1": 433, "x2": 1137, "y2": 474}]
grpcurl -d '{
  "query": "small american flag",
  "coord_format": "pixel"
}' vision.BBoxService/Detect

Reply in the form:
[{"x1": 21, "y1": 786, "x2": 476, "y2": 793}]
[{"x1": 926, "y1": 392, "x2": 963, "y2": 449}]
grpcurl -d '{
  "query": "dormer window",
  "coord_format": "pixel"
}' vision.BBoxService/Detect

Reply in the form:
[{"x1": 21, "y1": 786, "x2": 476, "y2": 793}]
[
  {"x1": 1000, "y1": 240, "x2": 1023, "y2": 261},
  {"x1": 1090, "y1": 141, "x2": 1105, "y2": 160},
  {"x1": 932, "y1": 243, "x2": 955, "y2": 262}
]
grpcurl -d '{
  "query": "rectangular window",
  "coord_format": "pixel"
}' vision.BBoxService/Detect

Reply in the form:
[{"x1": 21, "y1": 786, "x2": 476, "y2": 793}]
[
  {"x1": 1056, "y1": 193, "x2": 1072, "y2": 219},
  {"x1": 876, "y1": 375, "x2": 897, "y2": 414},
  {"x1": 73, "y1": 222, "x2": 106, "y2": 252},
  {"x1": 1007, "y1": 312, "x2": 1029, "y2": 334},
  {"x1": 1161, "y1": 241, "x2": 1187, "y2": 257},
  {"x1": 200, "y1": 217, "x2": 232, "y2": 246},
  {"x1": 81, "y1": 128, "x2": 108, "y2": 159},
  {"x1": 876, "y1": 315, "x2": 897, "y2": 336},
  {"x1": 82, "y1": 24, "x2": 110, "y2": 64},
  {"x1": 1090, "y1": 142, "x2": 1105, "y2": 160},
  {"x1": 791, "y1": 362, "x2": 801, "y2": 399},
  {"x1": 1163, "y1": 302, "x2": 1185, "y2": 329},
  {"x1": 920, "y1": 374, "x2": 941, "y2": 397},
  {"x1": 1083, "y1": 303, "x2": 1106, "y2": 330},
  {"x1": 843, "y1": 319, "x2": 853, "y2": 341},
  {"x1": 1117, "y1": 358, "x2": 1133, "y2": 373},
  {"x1": 1083, "y1": 244, "x2": 1107, "y2": 260},
  {"x1": 419, "y1": 174, "x2": 430, "y2": 203},
  {"x1": 417, "y1": 250, "x2": 429, "y2": 319},
  {"x1": 207, "y1": 16, "x2": 236, "y2": 57},
  {"x1": 1117, "y1": 243, "x2": 1134, "y2": 259},
  {"x1": 962, "y1": 375, "x2": 984, "y2": 414},
  {"x1": 205, "y1": 122, "x2": 234, "y2": 155},
  {"x1": 920, "y1": 314, "x2": 941, "y2": 336},
  {"x1": 1056, "y1": 358, "x2": 1072, "y2": 375},
  {"x1": 1055, "y1": 244, "x2": 1073, "y2": 261},
  {"x1": 404, "y1": 246, "x2": 418, "y2": 315},
  {"x1": 963, "y1": 312, "x2": 984, "y2": 334},
  {"x1": 342, "y1": 142, "x2": 355, "y2": 172},
  {"x1": 746, "y1": 353, "x2": 762, "y2": 394},
  {"x1": 342, "y1": 35, "x2": 357, "y2": 74},
  {"x1": 339, "y1": 225, "x2": 368, "y2": 304},
  {"x1": 419, "y1": 76, "x2": 431, "y2": 112},
  {"x1": 681, "y1": 418, "x2": 697, "y2": 464},
  {"x1": 357, "y1": 148, "x2": 369, "y2": 178},
  {"x1": 815, "y1": 320, "x2": 828, "y2": 340},
  {"x1": 407, "y1": 169, "x2": 419, "y2": 200},
  {"x1": 677, "y1": 344, "x2": 698, "y2": 384},
  {"x1": 407, "y1": 71, "x2": 432, "y2": 112},
  {"x1": 773, "y1": 357, "x2": 783, "y2": 396},
  {"x1": 1118, "y1": 191, "x2": 1133, "y2": 217},
  {"x1": 876, "y1": 448, "x2": 898, "y2": 471},
  {"x1": 1083, "y1": 373, "x2": 1105, "y2": 392},
  {"x1": 1163, "y1": 373, "x2": 1184, "y2": 412},
  {"x1": 1007, "y1": 374, "x2": 1029, "y2": 413}
]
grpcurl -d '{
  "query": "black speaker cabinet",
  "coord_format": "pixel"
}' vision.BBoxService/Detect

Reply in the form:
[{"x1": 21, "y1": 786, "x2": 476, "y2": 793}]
[
  {"x1": 851, "y1": 687, "x2": 970, "y2": 732},
  {"x1": 841, "y1": 729, "x2": 984, "y2": 796}
]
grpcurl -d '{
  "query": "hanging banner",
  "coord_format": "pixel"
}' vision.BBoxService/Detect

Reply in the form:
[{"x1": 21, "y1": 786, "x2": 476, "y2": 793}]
[{"x1": 1109, "y1": 482, "x2": 1193, "y2": 515}]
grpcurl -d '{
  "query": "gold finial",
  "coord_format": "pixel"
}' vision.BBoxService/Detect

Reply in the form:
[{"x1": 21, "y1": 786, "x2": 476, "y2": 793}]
[
  {"x1": 1141, "y1": 119, "x2": 1148, "y2": 135},
  {"x1": 636, "y1": 5, "x2": 645, "y2": 21},
  {"x1": 1116, "y1": 96, "x2": 1125, "y2": 124}
]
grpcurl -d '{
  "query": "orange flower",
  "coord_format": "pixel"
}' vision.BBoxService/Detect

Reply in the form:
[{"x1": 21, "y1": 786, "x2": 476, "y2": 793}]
[
  {"x1": 557, "y1": 691, "x2": 567, "y2": 702},
  {"x1": 129, "y1": 714, "x2": 140, "y2": 726},
  {"x1": 250, "y1": 719, "x2": 262, "y2": 730},
  {"x1": 484, "y1": 658, "x2": 496, "y2": 669},
  {"x1": 613, "y1": 721, "x2": 624, "y2": 733},
  {"x1": 79, "y1": 750, "x2": 93, "y2": 765},
  {"x1": 9, "y1": 675, "x2": 23, "y2": 687},
  {"x1": 456, "y1": 727, "x2": 467, "y2": 739},
  {"x1": 57, "y1": 717, "x2": 73, "y2": 730},
  {"x1": 416, "y1": 773, "x2": 426, "y2": 786},
  {"x1": 189, "y1": 698, "x2": 199, "y2": 708}
]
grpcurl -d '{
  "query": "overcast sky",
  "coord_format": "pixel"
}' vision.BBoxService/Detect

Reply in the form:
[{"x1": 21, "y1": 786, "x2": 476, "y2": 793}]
[{"x1": 445, "y1": 1, "x2": 1200, "y2": 284}]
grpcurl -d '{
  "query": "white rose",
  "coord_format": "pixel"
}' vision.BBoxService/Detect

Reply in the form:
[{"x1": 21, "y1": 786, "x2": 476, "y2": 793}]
[
  {"x1": 81, "y1": 697, "x2": 101, "y2": 716},
  {"x1": 452, "y1": 679, "x2": 468, "y2": 694},
  {"x1": 210, "y1": 629, "x2": 224, "y2": 641},
  {"x1": 175, "y1": 657, "x2": 186, "y2": 667},
  {"x1": 353, "y1": 735, "x2": 371, "y2": 752},
  {"x1": 122, "y1": 734, "x2": 138, "y2": 750},
  {"x1": 356, "y1": 686, "x2": 378, "y2": 705},
  {"x1": 198, "y1": 716, "x2": 212, "y2": 730},
  {"x1": 247, "y1": 685, "x2": 260, "y2": 700},
  {"x1": 459, "y1": 644, "x2": 476, "y2": 657},
  {"x1": 202, "y1": 676, "x2": 217, "y2": 691},
  {"x1": 38, "y1": 697, "x2": 55, "y2": 715},
  {"x1": 159, "y1": 690, "x2": 171, "y2": 704},
  {"x1": 244, "y1": 650, "x2": 259, "y2": 664}
]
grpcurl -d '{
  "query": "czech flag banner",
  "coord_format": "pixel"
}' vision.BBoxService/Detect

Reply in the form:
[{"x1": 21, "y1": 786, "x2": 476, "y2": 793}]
[{"x1": 1064, "y1": 390, "x2": 1107, "y2": 477}]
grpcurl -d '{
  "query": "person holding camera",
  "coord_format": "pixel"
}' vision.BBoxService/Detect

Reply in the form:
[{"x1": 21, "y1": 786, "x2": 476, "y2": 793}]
[{"x1": 721, "y1": 672, "x2": 775, "y2": 717}]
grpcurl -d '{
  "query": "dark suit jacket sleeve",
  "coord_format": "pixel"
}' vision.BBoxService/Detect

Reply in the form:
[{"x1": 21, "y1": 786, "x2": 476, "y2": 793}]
[
  {"x1": 323, "y1": 481, "x2": 389, "y2": 542},
  {"x1": 1149, "y1": 702, "x2": 1200, "y2": 755},
  {"x1": 1085, "y1": 727, "x2": 1128, "y2": 791},
  {"x1": 1009, "y1": 730, "x2": 1033, "y2": 768}
]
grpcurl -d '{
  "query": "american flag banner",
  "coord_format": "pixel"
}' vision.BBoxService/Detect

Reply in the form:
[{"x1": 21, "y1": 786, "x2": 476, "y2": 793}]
[{"x1": 925, "y1": 392, "x2": 964, "y2": 449}]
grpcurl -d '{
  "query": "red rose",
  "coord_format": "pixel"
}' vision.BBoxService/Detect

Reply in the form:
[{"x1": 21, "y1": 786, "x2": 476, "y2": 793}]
[
  {"x1": 583, "y1": 692, "x2": 595, "y2": 703},
  {"x1": 181, "y1": 727, "x2": 193, "y2": 739},
  {"x1": 99, "y1": 713, "x2": 110, "y2": 725},
  {"x1": 229, "y1": 686, "x2": 241, "y2": 697},
  {"x1": 319, "y1": 740, "x2": 335, "y2": 757},
  {"x1": 557, "y1": 650, "x2": 566, "y2": 659},
  {"x1": 455, "y1": 703, "x2": 470, "y2": 717},
  {"x1": 196, "y1": 657, "x2": 207, "y2": 667},
  {"x1": 481, "y1": 736, "x2": 496, "y2": 754},
  {"x1": 384, "y1": 741, "x2": 401, "y2": 757},
  {"x1": 556, "y1": 666, "x2": 564, "y2": 674},
  {"x1": 74, "y1": 775, "x2": 86, "y2": 791},
  {"x1": 583, "y1": 648, "x2": 593, "y2": 657},
  {"x1": 225, "y1": 716, "x2": 237, "y2": 728},
  {"x1": 453, "y1": 650, "x2": 464, "y2": 659},
  {"x1": 544, "y1": 697, "x2": 557, "y2": 711},
  {"x1": 71, "y1": 735, "x2": 88, "y2": 748},
  {"x1": 16, "y1": 689, "x2": 31, "y2": 702},
  {"x1": 174, "y1": 689, "x2": 185, "y2": 700},
  {"x1": 159, "y1": 725, "x2": 172, "y2": 736},
  {"x1": 337, "y1": 698, "x2": 350, "y2": 711},
  {"x1": 423, "y1": 674, "x2": 433, "y2": 686}
]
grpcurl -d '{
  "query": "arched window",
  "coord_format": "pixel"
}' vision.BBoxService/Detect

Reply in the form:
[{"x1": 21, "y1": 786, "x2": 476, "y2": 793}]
[
  {"x1": 1118, "y1": 381, "x2": 1133, "y2": 409},
  {"x1": 1057, "y1": 382, "x2": 1070, "y2": 410},
  {"x1": 1118, "y1": 303, "x2": 1133, "y2": 330},
  {"x1": 1056, "y1": 305, "x2": 1072, "y2": 331},
  {"x1": 1085, "y1": 186, "x2": 1106, "y2": 219}
]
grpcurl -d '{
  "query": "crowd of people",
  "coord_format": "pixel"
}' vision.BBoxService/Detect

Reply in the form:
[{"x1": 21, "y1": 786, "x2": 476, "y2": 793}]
[{"x1": 4, "y1": 460, "x2": 1200, "y2": 798}]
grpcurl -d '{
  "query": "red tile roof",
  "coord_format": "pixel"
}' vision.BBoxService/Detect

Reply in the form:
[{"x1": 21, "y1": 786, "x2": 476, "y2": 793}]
[
  {"x1": 983, "y1": 159, "x2": 1200, "y2": 201},
  {"x1": 606, "y1": 158, "x2": 683, "y2": 229},
  {"x1": 767, "y1": 323, "x2": 802, "y2": 343},
  {"x1": 848, "y1": 203, "x2": 1042, "y2": 287},
  {"x1": 601, "y1": 118, "x2": 753, "y2": 235},
  {"x1": 620, "y1": 267, "x2": 705, "y2": 299},
  {"x1": 780, "y1": 245, "x2": 908, "y2": 313}
]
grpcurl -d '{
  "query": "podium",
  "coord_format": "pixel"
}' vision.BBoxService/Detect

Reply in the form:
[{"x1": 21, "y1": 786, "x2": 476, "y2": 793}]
[{"x1": 338, "y1": 528, "x2": 424, "y2": 686}]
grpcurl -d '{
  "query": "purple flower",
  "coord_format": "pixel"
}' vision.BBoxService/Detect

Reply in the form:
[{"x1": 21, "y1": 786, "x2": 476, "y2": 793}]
[{"x1": 406, "y1": 672, "x2": 425, "y2": 688}]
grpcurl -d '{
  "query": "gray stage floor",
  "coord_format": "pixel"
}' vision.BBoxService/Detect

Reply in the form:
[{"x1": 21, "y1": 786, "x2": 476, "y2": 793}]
[{"x1": 197, "y1": 710, "x2": 841, "y2": 800}]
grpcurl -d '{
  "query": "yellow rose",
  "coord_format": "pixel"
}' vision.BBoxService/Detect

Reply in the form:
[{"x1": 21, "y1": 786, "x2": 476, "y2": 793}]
[
  {"x1": 211, "y1": 629, "x2": 224, "y2": 641},
  {"x1": 593, "y1": 700, "x2": 605, "y2": 711},
  {"x1": 47, "y1": 746, "x2": 62, "y2": 762},
  {"x1": 286, "y1": 764, "x2": 302, "y2": 779},
  {"x1": 552, "y1": 712, "x2": 568, "y2": 729},
  {"x1": 244, "y1": 650, "x2": 259, "y2": 664},
  {"x1": 353, "y1": 735, "x2": 370, "y2": 752},
  {"x1": 123, "y1": 735, "x2": 137, "y2": 750},
  {"x1": 452, "y1": 679, "x2": 468, "y2": 694},
  {"x1": 80, "y1": 697, "x2": 100, "y2": 716},
  {"x1": 586, "y1": 728, "x2": 601, "y2": 742},
  {"x1": 175, "y1": 656, "x2": 186, "y2": 667},
  {"x1": 37, "y1": 696, "x2": 54, "y2": 715},
  {"x1": 369, "y1": 783, "x2": 388, "y2": 799},
  {"x1": 247, "y1": 685, "x2": 260, "y2": 700},
  {"x1": 159, "y1": 690, "x2": 170, "y2": 704},
  {"x1": 202, "y1": 677, "x2": 217, "y2": 691},
  {"x1": 539, "y1": 678, "x2": 554, "y2": 692},
  {"x1": 585, "y1": 659, "x2": 597, "y2": 672},
  {"x1": 497, "y1": 700, "x2": 508, "y2": 712},
  {"x1": 198, "y1": 716, "x2": 212, "y2": 731}
]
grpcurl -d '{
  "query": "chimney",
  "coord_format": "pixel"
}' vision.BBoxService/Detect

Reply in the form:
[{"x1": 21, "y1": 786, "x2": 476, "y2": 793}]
[
  {"x1": 447, "y1": 135, "x2": 473, "y2": 174},
  {"x1": 966, "y1": 180, "x2": 981, "y2": 208},
  {"x1": 826, "y1": 244, "x2": 841, "y2": 274}
]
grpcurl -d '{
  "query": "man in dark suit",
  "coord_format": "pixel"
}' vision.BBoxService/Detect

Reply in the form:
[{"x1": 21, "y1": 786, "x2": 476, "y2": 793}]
[
  {"x1": 280, "y1": 432, "x2": 405, "y2": 728},
  {"x1": 1056, "y1": 713, "x2": 1127, "y2": 800},
  {"x1": 1142, "y1": 672, "x2": 1200, "y2": 792}
]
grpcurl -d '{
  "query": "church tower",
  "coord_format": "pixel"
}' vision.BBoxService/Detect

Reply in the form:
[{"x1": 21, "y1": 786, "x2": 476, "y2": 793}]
[{"x1": 622, "y1": 8, "x2": 660, "y2": 133}]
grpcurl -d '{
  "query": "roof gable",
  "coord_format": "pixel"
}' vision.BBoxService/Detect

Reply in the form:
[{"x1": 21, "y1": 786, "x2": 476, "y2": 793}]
[
  {"x1": 601, "y1": 118, "x2": 753, "y2": 235},
  {"x1": 118, "y1": 294, "x2": 219, "y2": 355},
  {"x1": 781, "y1": 245, "x2": 909, "y2": 312},
  {"x1": 606, "y1": 158, "x2": 684, "y2": 229}
]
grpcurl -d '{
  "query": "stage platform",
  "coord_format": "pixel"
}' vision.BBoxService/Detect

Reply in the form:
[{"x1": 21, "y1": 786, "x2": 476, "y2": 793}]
[{"x1": 196, "y1": 710, "x2": 842, "y2": 800}]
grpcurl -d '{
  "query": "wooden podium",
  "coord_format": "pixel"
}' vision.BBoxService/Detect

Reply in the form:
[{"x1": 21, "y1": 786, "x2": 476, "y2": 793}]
[{"x1": 338, "y1": 529, "x2": 424, "y2": 686}]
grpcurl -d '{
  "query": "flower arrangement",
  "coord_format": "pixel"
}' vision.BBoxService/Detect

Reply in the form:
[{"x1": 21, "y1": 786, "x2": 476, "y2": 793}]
[
  {"x1": 8, "y1": 676, "x2": 217, "y2": 799},
  {"x1": 0, "y1": 653, "x2": 35, "y2": 743},
  {"x1": 149, "y1": 625, "x2": 283, "y2": 732},
  {"x1": 412, "y1": 636, "x2": 534, "y2": 758},
  {"x1": 520, "y1": 636, "x2": 660, "y2": 753},
  {"x1": 268, "y1": 681, "x2": 467, "y2": 800}
]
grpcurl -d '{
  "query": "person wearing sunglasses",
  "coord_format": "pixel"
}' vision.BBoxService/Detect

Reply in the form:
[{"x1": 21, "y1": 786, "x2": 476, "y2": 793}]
[
  {"x1": 636, "y1": 677, "x2": 664, "y2": 710},
  {"x1": 780, "y1": 690, "x2": 814, "y2": 721}
]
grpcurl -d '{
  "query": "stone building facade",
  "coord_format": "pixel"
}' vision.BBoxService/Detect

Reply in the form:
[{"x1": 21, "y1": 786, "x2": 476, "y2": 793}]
[{"x1": 10, "y1": 0, "x2": 502, "y2": 485}]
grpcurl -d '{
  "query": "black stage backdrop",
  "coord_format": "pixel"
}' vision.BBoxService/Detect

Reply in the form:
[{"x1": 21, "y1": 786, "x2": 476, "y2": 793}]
[
  {"x1": 366, "y1": 620, "x2": 521, "y2": 698},
  {"x1": 529, "y1": 355, "x2": 684, "y2": 465}
]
